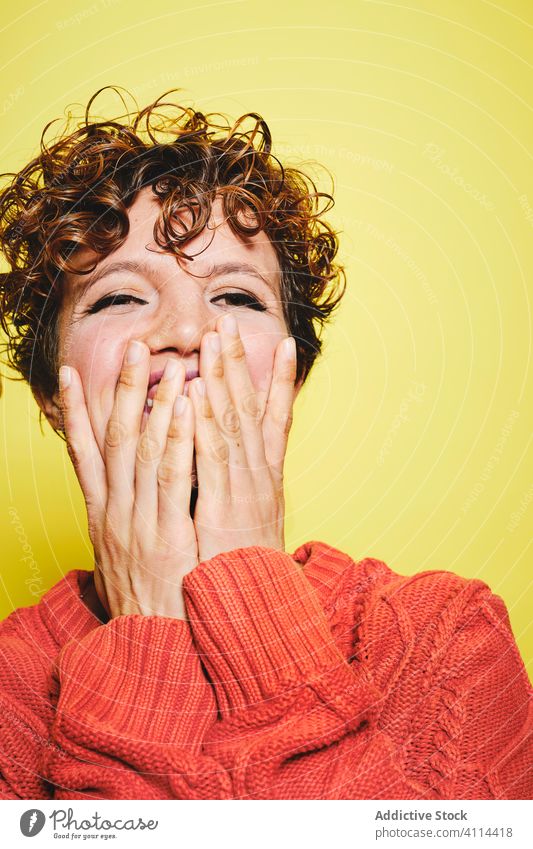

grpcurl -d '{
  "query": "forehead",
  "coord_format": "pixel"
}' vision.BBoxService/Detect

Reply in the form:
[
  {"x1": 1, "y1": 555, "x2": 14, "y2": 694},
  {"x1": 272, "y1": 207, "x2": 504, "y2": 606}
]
[{"x1": 66, "y1": 188, "x2": 281, "y2": 285}]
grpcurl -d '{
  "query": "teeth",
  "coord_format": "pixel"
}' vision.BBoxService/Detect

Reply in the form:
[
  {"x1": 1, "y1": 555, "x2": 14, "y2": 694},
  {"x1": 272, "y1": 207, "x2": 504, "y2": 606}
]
[{"x1": 146, "y1": 398, "x2": 154, "y2": 408}]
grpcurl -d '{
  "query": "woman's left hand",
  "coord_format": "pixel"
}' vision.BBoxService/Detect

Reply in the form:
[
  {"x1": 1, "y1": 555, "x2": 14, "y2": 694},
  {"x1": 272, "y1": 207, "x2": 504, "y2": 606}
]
[{"x1": 190, "y1": 314, "x2": 297, "y2": 564}]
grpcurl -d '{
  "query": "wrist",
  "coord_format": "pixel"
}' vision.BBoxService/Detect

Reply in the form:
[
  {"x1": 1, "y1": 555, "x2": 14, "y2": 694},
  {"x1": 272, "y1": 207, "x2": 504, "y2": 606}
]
[
  {"x1": 197, "y1": 533, "x2": 285, "y2": 565},
  {"x1": 81, "y1": 570, "x2": 110, "y2": 623},
  {"x1": 108, "y1": 596, "x2": 188, "y2": 620}
]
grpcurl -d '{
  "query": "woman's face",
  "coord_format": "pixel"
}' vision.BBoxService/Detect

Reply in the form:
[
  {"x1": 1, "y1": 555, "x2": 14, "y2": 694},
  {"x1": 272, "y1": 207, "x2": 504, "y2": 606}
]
[{"x1": 53, "y1": 188, "x2": 295, "y2": 457}]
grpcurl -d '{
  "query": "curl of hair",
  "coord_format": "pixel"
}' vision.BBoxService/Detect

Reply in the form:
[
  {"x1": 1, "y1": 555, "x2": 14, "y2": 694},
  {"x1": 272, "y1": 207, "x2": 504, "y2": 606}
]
[{"x1": 0, "y1": 87, "x2": 346, "y2": 400}]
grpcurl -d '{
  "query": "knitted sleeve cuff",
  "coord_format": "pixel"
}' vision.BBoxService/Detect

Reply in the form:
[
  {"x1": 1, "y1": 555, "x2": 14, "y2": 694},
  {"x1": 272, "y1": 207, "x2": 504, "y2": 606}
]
[
  {"x1": 55, "y1": 615, "x2": 216, "y2": 750},
  {"x1": 182, "y1": 546, "x2": 355, "y2": 715}
]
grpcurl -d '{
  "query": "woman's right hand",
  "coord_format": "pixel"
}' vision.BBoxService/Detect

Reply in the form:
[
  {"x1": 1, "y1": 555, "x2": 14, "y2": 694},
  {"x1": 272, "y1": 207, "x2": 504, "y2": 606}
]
[{"x1": 59, "y1": 340, "x2": 198, "y2": 620}]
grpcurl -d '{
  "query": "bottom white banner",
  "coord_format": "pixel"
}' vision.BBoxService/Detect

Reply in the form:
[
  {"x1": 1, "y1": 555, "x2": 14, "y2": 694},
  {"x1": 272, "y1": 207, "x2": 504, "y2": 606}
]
[{"x1": 2, "y1": 799, "x2": 531, "y2": 849}]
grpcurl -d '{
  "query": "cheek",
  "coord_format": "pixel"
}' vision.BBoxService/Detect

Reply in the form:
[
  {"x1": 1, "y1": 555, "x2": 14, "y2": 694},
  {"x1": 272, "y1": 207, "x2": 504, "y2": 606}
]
[
  {"x1": 241, "y1": 331, "x2": 284, "y2": 393},
  {"x1": 65, "y1": 333, "x2": 125, "y2": 442},
  {"x1": 70, "y1": 335, "x2": 121, "y2": 392}
]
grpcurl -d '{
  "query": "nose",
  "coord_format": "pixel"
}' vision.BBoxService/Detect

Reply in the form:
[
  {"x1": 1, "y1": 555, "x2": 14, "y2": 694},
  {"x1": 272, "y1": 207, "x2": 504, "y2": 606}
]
[{"x1": 142, "y1": 276, "x2": 215, "y2": 366}]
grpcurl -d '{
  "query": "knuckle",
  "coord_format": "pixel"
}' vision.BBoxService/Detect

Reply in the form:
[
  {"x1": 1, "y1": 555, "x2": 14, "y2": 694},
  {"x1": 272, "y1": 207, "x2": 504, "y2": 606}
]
[
  {"x1": 280, "y1": 360, "x2": 297, "y2": 383},
  {"x1": 151, "y1": 537, "x2": 171, "y2": 559},
  {"x1": 58, "y1": 398, "x2": 68, "y2": 423},
  {"x1": 273, "y1": 408, "x2": 293, "y2": 436},
  {"x1": 105, "y1": 417, "x2": 128, "y2": 449},
  {"x1": 118, "y1": 367, "x2": 137, "y2": 389},
  {"x1": 166, "y1": 418, "x2": 184, "y2": 442},
  {"x1": 66, "y1": 438, "x2": 81, "y2": 466},
  {"x1": 154, "y1": 382, "x2": 174, "y2": 406},
  {"x1": 136, "y1": 432, "x2": 162, "y2": 464},
  {"x1": 208, "y1": 433, "x2": 229, "y2": 464},
  {"x1": 283, "y1": 410, "x2": 294, "y2": 436},
  {"x1": 101, "y1": 523, "x2": 120, "y2": 551},
  {"x1": 221, "y1": 403, "x2": 241, "y2": 437},
  {"x1": 200, "y1": 395, "x2": 216, "y2": 419},
  {"x1": 157, "y1": 460, "x2": 178, "y2": 487},
  {"x1": 86, "y1": 509, "x2": 101, "y2": 543},
  {"x1": 227, "y1": 338, "x2": 246, "y2": 362},
  {"x1": 240, "y1": 391, "x2": 260, "y2": 421},
  {"x1": 210, "y1": 358, "x2": 224, "y2": 380}
]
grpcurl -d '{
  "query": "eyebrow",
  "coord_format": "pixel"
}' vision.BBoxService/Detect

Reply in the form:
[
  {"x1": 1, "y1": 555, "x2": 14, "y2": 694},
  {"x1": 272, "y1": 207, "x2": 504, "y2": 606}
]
[{"x1": 74, "y1": 258, "x2": 278, "y2": 301}]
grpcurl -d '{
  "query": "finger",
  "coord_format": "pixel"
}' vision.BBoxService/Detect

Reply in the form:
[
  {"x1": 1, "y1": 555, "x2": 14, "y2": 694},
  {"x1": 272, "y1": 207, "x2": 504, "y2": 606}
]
[
  {"x1": 157, "y1": 393, "x2": 195, "y2": 537},
  {"x1": 104, "y1": 340, "x2": 150, "y2": 521},
  {"x1": 189, "y1": 377, "x2": 231, "y2": 507},
  {"x1": 133, "y1": 358, "x2": 185, "y2": 533},
  {"x1": 59, "y1": 365, "x2": 107, "y2": 527},
  {"x1": 214, "y1": 314, "x2": 269, "y2": 474},
  {"x1": 262, "y1": 335, "x2": 297, "y2": 484},
  {"x1": 199, "y1": 330, "x2": 252, "y2": 480}
]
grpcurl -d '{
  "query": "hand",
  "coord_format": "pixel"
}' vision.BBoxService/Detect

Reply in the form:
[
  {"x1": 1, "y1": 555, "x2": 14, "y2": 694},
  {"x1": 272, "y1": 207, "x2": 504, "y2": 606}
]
[
  {"x1": 189, "y1": 313, "x2": 297, "y2": 564},
  {"x1": 59, "y1": 341, "x2": 198, "y2": 620}
]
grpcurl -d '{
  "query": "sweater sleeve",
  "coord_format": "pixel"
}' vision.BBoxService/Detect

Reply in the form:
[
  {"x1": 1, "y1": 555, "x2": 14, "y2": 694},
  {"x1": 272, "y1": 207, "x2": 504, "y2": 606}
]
[
  {"x1": 0, "y1": 642, "x2": 55, "y2": 799},
  {"x1": 181, "y1": 546, "x2": 407, "y2": 800},
  {"x1": 0, "y1": 617, "x2": 231, "y2": 799},
  {"x1": 46, "y1": 615, "x2": 232, "y2": 799},
  {"x1": 440, "y1": 587, "x2": 532, "y2": 799}
]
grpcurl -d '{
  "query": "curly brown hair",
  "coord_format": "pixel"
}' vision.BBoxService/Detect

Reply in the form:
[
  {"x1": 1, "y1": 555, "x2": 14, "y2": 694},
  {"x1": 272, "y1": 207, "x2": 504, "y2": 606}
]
[{"x1": 0, "y1": 87, "x2": 345, "y2": 402}]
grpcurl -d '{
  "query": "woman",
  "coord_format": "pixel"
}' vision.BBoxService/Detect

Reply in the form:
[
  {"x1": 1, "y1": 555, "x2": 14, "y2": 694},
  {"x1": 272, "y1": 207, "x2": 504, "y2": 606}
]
[{"x1": 0, "y1": 89, "x2": 531, "y2": 800}]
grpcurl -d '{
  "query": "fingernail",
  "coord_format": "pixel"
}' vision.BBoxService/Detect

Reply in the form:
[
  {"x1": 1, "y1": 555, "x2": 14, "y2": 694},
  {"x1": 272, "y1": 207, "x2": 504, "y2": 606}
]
[
  {"x1": 126, "y1": 340, "x2": 143, "y2": 365},
  {"x1": 59, "y1": 365, "x2": 71, "y2": 389},
  {"x1": 164, "y1": 359, "x2": 178, "y2": 379},
  {"x1": 195, "y1": 378, "x2": 206, "y2": 396},
  {"x1": 209, "y1": 333, "x2": 221, "y2": 353},
  {"x1": 283, "y1": 336, "x2": 296, "y2": 359},
  {"x1": 221, "y1": 314, "x2": 238, "y2": 335},
  {"x1": 174, "y1": 395, "x2": 186, "y2": 416}
]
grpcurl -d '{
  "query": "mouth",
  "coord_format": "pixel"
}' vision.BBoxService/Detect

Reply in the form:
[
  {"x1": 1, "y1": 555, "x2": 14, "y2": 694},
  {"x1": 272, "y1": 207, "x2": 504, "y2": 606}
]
[
  {"x1": 141, "y1": 366, "x2": 199, "y2": 491},
  {"x1": 141, "y1": 384, "x2": 198, "y2": 490},
  {"x1": 136, "y1": 369, "x2": 200, "y2": 504},
  {"x1": 141, "y1": 369, "x2": 200, "y2": 486},
  {"x1": 144, "y1": 367, "x2": 199, "y2": 412}
]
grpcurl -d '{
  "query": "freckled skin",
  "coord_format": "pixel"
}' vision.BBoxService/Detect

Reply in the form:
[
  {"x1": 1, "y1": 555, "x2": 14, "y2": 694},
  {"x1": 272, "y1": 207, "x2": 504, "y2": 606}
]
[{"x1": 57, "y1": 189, "x2": 289, "y2": 462}]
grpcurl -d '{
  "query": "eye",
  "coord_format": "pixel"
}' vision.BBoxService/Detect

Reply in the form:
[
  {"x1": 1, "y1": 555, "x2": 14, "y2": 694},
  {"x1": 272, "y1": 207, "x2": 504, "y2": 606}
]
[
  {"x1": 212, "y1": 292, "x2": 267, "y2": 312},
  {"x1": 86, "y1": 293, "x2": 147, "y2": 315}
]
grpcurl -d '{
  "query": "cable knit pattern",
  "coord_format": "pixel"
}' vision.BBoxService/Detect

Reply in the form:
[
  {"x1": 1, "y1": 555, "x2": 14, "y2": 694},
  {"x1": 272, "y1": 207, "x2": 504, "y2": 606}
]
[{"x1": 0, "y1": 541, "x2": 530, "y2": 799}]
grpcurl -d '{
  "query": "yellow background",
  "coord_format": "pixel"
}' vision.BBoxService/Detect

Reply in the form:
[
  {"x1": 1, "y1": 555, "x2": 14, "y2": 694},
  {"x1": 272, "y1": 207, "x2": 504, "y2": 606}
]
[{"x1": 1, "y1": 0, "x2": 531, "y2": 668}]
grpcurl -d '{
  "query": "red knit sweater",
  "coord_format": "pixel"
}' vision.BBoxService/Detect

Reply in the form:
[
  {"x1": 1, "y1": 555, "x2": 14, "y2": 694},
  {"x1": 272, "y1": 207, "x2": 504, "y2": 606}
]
[{"x1": 0, "y1": 542, "x2": 531, "y2": 800}]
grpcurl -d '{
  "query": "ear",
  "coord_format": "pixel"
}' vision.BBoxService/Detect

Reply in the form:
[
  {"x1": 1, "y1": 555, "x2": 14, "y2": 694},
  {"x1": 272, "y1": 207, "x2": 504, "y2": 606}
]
[{"x1": 32, "y1": 385, "x2": 63, "y2": 433}]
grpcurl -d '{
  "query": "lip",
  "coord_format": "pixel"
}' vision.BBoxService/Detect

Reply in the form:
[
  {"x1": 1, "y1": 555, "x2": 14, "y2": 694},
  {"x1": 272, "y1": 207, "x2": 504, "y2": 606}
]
[
  {"x1": 148, "y1": 366, "x2": 199, "y2": 388},
  {"x1": 147, "y1": 366, "x2": 199, "y2": 402}
]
